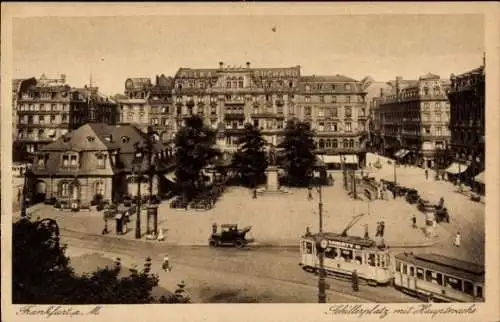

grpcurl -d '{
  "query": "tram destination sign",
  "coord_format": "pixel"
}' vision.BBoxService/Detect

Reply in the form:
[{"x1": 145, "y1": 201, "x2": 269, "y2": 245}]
[{"x1": 327, "y1": 239, "x2": 362, "y2": 250}]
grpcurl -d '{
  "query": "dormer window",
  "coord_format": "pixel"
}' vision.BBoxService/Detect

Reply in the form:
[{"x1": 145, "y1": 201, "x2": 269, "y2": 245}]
[
  {"x1": 37, "y1": 155, "x2": 47, "y2": 169},
  {"x1": 121, "y1": 136, "x2": 130, "y2": 143},
  {"x1": 87, "y1": 136, "x2": 95, "y2": 142},
  {"x1": 63, "y1": 136, "x2": 71, "y2": 142},
  {"x1": 96, "y1": 153, "x2": 106, "y2": 169},
  {"x1": 62, "y1": 152, "x2": 79, "y2": 169},
  {"x1": 104, "y1": 135, "x2": 112, "y2": 143}
]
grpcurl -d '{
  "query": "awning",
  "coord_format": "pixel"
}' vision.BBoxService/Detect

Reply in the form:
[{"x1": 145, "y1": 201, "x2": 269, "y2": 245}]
[
  {"x1": 399, "y1": 150, "x2": 410, "y2": 158},
  {"x1": 474, "y1": 171, "x2": 485, "y2": 184},
  {"x1": 445, "y1": 162, "x2": 469, "y2": 174},
  {"x1": 163, "y1": 171, "x2": 176, "y2": 182},
  {"x1": 318, "y1": 155, "x2": 341, "y2": 164},
  {"x1": 394, "y1": 149, "x2": 405, "y2": 158},
  {"x1": 342, "y1": 155, "x2": 359, "y2": 164}
]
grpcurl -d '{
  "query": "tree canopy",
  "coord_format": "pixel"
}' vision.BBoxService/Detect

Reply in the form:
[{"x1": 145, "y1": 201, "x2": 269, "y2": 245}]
[
  {"x1": 278, "y1": 119, "x2": 317, "y2": 186},
  {"x1": 232, "y1": 123, "x2": 268, "y2": 188},
  {"x1": 174, "y1": 115, "x2": 221, "y2": 200},
  {"x1": 12, "y1": 217, "x2": 182, "y2": 304}
]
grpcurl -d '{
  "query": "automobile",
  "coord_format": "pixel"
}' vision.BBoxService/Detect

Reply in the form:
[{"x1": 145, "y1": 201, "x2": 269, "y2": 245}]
[
  {"x1": 190, "y1": 197, "x2": 212, "y2": 210},
  {"x1": 434, "y1": 207, "x2": 450, "y2": 223},
  {"x1": 208, "y1": 224, "x2": 253, "y2": 248},
  {"x1": 417, "y1": 199, "x2": 436, "y2": 212},
  {"x1": 405, "y1": 189, "x2": 420, "y2": 204}
]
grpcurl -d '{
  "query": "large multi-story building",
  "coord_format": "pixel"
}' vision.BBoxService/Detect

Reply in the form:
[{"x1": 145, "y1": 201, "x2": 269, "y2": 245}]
[
  {"x1": 447, "y1": 63, "x2": 485, "y2": 189},
  {"x1": 372, "y1": 73, "x2": 451, "y2": 168},
  {"x1": 120, "y1": 62, "x2": 369, "y2": 167},
  {"x1": 117, "y1": 74, "x2": 175, "y2": 142},
  {"x1": 13, "y1": 74, "x2": 118, "y2": 162}
]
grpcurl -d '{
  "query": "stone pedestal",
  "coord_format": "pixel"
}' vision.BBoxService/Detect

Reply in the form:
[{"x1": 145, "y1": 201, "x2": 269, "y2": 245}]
[{"x1": 265, "y1": 166, "x2": 280, "y2": 191}]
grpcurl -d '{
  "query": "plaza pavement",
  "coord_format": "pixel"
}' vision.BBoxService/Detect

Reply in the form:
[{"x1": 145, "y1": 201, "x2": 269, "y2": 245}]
[
  {"x1": 365, "y1": 153, "x2": 485, "y2": 265},
  {"x1": 21, "y1": 175, "x2": 448, "y2": 250}
]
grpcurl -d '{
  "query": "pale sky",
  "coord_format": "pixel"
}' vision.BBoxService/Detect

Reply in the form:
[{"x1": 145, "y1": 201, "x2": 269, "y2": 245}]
[{"x1": 13, "y1": 14, "x2": 484, "y2": 95}]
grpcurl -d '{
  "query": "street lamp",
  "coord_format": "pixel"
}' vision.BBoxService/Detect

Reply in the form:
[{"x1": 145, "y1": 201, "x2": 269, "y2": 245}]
[
  {"x1": 20, "y1": 168, "x2": 31, "y2": 218},
  {"x1": 133, "y1": 144, "x2": 145, "y2": 239},
  {"x1": 310, "y1": 175, "x2": 327, "y2": 303}
]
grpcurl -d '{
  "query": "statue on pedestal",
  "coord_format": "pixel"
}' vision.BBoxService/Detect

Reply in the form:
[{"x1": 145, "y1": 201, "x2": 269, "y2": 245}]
[{"x1": 268, "y1": 146, "x2": 277, "y2": 166}]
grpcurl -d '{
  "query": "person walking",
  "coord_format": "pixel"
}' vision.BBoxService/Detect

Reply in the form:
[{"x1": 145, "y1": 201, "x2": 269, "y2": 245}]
[
  {"x1": 307, "y1": 186, "x2": 313, "y2": 200},
  {"x1": 425, "y1": 169, "x2": 429, "y2": 180},
  {"x1": 381, "y1": 221, "x2": 385, "y2": 237},
  {"x1": 162, "y1": 254, "x2": 171, "y2": 272},
  {"x1": 351, "y1": 269, "x2": 359, "y2": 292},
  {"x1": 454, "y1": 232, "x2": 461, "y2": 247},
  {"x1": 212, "y1": 222, "x2": 218, "y2": 234},
  {"x1": 364, "y1": 224, "x2": 369, "y2": 239},
  {"x1": 412, "y1": 214, "x2": 417, "y2": 229}
]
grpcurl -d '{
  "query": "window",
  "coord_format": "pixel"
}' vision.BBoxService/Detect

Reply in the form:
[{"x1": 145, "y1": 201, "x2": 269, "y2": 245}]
[
  {"x1": 435, "y1": 102, "x2": 441, "y2": 109},
  {"x1": 28, "y1": 116, "x2": 33, "y2": 124},
  {"x1": 318, "y1": 108, "x2": 325, "y2": 117},
  {"x1": 354, "y1": 252, "x2": 363, "y2": 264},
  {"x1": 60, "y1": 182, "x2": 69, "y2": 197},
  {"x1": 211, "y1": 106, "x2": 217, "y2": 115},
  {"x1": 346, "y1": 96, "x2": 351, "y2": 103},
  {"x1": 331, "y1": 107, "x2": 338, "y2": 117},
  {"x1": 332, "y1": 139, "x2": 338, "y2": 148},
  {"x1": 345, "y1": 84, "x2": 351, "y2": 90},
  {"x1": 345, "y1": 107, "x2": 352, "y2": 117},
  {"x1": 253, "y1": 119, "x2": 259, "y2": 128},
  {"x1": 396, "y1": 261, "x2": 401, "y2": 272},
  {"x1": 277, "y1": 120, "x2": 284, "y2": 129},
  {"x1": 319, "y1": 96, "x2": 324, "y2": 103},
  {"x1": 70, "y1": 155, "x2": 77, "y2": 167},
  {"x1": 62, "y1": 114, "x2": 68, "y2": 122},
  {"x1": 416, "y1": 267, "x2": 424, "y2": 279},
  {"x1": 349, "y1": 139, "x2": 354, "y2": 148},
  {"x1": 39, "y1": 116, "x2": 45, "y2": 124},
  {"x1": 324, "y1": 247, "x2": 338, "y2": 259},
  {"x1": 444, "y1": 275, "x2": 462, "y2": 291},
  {"x1": 463, "y1": 281, "x2": 474, "y2": 296},
  {"x1": 305, "y1": 85, "x2": 310, "y2": 92},
  {"x1": 37, "y1": 156, "x2": 46, "y2": 168},
  {"x1": 304, "y1": 106, "x2": 312, "y2": 116},
  {"x1": 97, "y1": 155, "x2": 106, "y2": 169},
  {"x1": 436, "y1": 127, "x2": 442, "y2": 136},
  {"x1": 425, "y1": 127, "x2": 430, "y2": 134},
  {"x1": 62, "y1": 155, "x2": 69, "y2": 167},
  {"x1": 305, "y1": 96, "x2": 311, "y2": 103},
  {"x1": 340, "y1": 249, "x2": 353, "y2": 262},
  {"x1": 345, "y1": 122, "x2": 352, "y2": 132},
  {"x1": 318, "y1": 122, "x2": 324, "y2": 132},
  {"x1": 305, "y1": 242, "x2": 313, "y2": 254},
  {"x1": 238, "y1": 80, "x2": 244, "y2": 88},
  {"x1": 409, "y1": 266, "x2": 415, "y2": 277},
  {"x1": 424, "y1": 102, "x2": 430, "y2": 110},
  {"x1": 477, "y1": 286, "x2": 483, "y2": 298},
  {"x1": 50, "y1": 116, "x2": 56, "y2": 124},
  {"x1": 95, "y1": 181, "x2": 105, "y2": 196},
  {"x1": 368, "y1": 253, "x2": 376, "y2": 266}
]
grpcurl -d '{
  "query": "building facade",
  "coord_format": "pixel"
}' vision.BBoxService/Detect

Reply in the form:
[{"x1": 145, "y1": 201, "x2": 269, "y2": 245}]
[
  {"x1": 13, "y1": 74, "x2": 118, "y2": 163},
  {"x1": 447, "y1": 64, "x2": 485, "y2": 188},
  {"x1": 120, "y1": 63, "x2": 369, "y2": 166},
  {"x1": 372, "y1": 74, "x2": 451, "y2": 168},
  {"x1": 30, "y1": 123, "x2": 174, "y2": 208}
]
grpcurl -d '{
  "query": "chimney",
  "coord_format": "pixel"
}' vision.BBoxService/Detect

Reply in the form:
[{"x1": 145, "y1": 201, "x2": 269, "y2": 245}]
[
  {"x1": 156, "y1": 75, "x2": 160, "y2": 86},
  {"x1": 395, "y1": 76, "x2": 401, "y2": 97},
  {"x1": 219, "y1": 61, "x2": 224, "y2": 69},
  {"x1": 246, "y1": 62, "x2": 251, "y2": 69}
]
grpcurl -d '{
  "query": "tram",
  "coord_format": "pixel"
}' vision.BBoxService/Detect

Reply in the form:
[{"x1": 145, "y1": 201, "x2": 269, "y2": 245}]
[
  {"x1": 299, "y1": 214, "x2": 392, "y2": 285},
  {"x1": 393, "y1": 252, "x2": 485, "y2": 302}
]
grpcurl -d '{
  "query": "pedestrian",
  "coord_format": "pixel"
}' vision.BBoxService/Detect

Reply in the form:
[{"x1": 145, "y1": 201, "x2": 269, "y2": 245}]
[
  {"x1": 308, "y1": 186, "x2": 313, "y2": 200},
  {"x1": 305, "y1": 226, "x2": 311, "y2": 237},
  {"x1": 212, "y1": 222, "x2": 218, "y2": 234},
  {"x1": 425, "y1": 169, "x2": 429, "y2": 180},
  {"x1": 253, "y1": 188, "x2": 257, "y2": 199},
  {"x1": 17, "y1": 189, "x2": 21, "y2": 203},
  {"x1": 364, "y1": 224, "x2": 369, "y2": 239},
  {"x1": 328, "y1": 174, "x2": 333, "y2": 185},
  {"x1": 412, "y1": 214, "x2": 417, "y2": 228},
  {"x1": 454, "y1": 232, "x2": 461, "y2": 247},
  {"x1": 162, "y1": 254, "x2": 171, "y2": 272},
  {"x1": 438, "y1": 197, "x2": 444, "y2": 209},
  {"x1": 392, "y1": 189, "x2": 396, "y2": 200},
  {"x1": 352, "y1": 269, "x2": 359, "y2": 292},
  {"x1": 381, "y1": 221, "x2": 385, "y2": 237},
  {"x1": 375, "y1": 222, "x2": 381, "y2": 237}
]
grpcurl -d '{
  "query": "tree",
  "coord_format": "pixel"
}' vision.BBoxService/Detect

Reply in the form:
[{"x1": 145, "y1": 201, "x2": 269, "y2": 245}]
[
  {"x1": 13, "y1": 217, "x2": 181, "y2": 304},
  {"x1": 174, "y1": 115, "x2": 221, "y2": 200},
  {"x1": 278, "y1": 119, "x2": 316, "y2": 186},
  {"x1": 232, "y1": 123, "x2": 268, "y2": 188}
]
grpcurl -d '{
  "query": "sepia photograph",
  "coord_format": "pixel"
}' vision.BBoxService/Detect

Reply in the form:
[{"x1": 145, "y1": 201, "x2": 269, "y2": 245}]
[{"x1": 1, "y1": 3, "x2": 499, "y2": 322}]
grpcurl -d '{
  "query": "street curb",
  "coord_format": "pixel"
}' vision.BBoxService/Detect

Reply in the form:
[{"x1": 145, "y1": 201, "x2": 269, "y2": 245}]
[{"x1": 59, "y1": 227, "x2": 443, "y2": 250}]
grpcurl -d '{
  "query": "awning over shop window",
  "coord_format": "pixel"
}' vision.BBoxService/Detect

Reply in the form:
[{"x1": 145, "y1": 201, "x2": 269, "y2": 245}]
[
  {"x1": 318, "y1": 155, "x2": 341, "y2": 164},
  {"x1": 394, "y1": 149, "x2": 410, "y2": 158},
  {"x1": 342, "y1": 155, "x2": 359, "y2": 164},
  {"x1": 394, "y1": 150, "x2": 404, "y2": 158},
  {"x1": 399, "y1": 150, "x2": 410, "y2": 158},
  {"x1": 474, "y1": 171, "x2": 485, "y2": 184},
  {"x1": 445, "y1": 162, "x2": 469, "y2": 174}
]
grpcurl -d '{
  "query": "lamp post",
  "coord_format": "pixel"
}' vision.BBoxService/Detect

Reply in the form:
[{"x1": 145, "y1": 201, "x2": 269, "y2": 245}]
[
  {"x1": 133, "y1": 144, "x2": 144, "y2": 239},
  {"x1": 20, "y1": 168, "x2": 31, "y2": 218},
  {"x1": 315, "y1": 182, "x2": 326, "y2": 303}
]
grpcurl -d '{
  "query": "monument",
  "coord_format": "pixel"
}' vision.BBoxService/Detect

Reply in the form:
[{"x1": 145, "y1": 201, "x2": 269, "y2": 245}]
[{"x1": 260, "y1": 146, "x2": 288, "y2": 194}]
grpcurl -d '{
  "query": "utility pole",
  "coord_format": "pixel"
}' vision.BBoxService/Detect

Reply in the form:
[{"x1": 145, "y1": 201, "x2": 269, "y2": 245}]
[
  {"x1": 317, "y1": 183, "x2": 326, "y2": 303},
  {"x1": 135, "y1": 166, "x2": 142, "y2": 239}
]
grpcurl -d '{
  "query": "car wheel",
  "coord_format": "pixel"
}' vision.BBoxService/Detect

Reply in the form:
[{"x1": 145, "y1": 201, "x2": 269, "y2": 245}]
[
  {"x1": 209, "y1": 240, "x2": 217, "y2": 247},
  {"x1": 234, "y1": 240, "x2": 245, "y2": 248}
]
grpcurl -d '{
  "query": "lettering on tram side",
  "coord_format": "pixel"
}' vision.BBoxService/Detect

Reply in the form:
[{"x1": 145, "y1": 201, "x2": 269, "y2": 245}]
[
  {"x1": 327, "y1": 240, "x2": 362, "y2": 250},
  {"x1": 325, "y1": 304, "x2": 478, "y2": 319}
]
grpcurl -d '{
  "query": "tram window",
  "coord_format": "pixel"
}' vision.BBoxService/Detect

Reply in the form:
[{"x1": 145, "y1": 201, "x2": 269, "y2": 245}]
[
  {"x1": 402, "y1": 264, "x2": 407, "y2": 274},
  {"x1": 476, "y1": 285, "x2": 483, "y2": 298},
  {"x1": 305, "y1": 242, "x2": 312, "y2": 254},
  {"x1": 340, "y1": 249, "x2": 353, "y2": 262},
  {"x1": 354, "y1": 252, "x2": 363, "y2": 265},
  {"x1": 463, "y1": 281, "x2": 474, "y2": 296},
  {"x1": 416, "y1": 268, "x2": 424, "y2": 279},
  {"x1": 395, "y1": 261, "x2": 401, "y2": 272},
  {"x1": 380, "y1": 255, "x2": 386, "y2": 267},
  {"x1": 444, "y1": 275, "x2": 463, "y2": 291},
  {"x1": 409, "y1": 266, "x2": 414, "y2": 277},
  {"x1": 325, "y1": 247, "x2": 337, "y2": 259},
  {"x1": 425, "y1": 270, "x2": 432, "y2": 282},
  {"x1": 368, "y1": 254, "x2": 376, "y2": 267}
]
